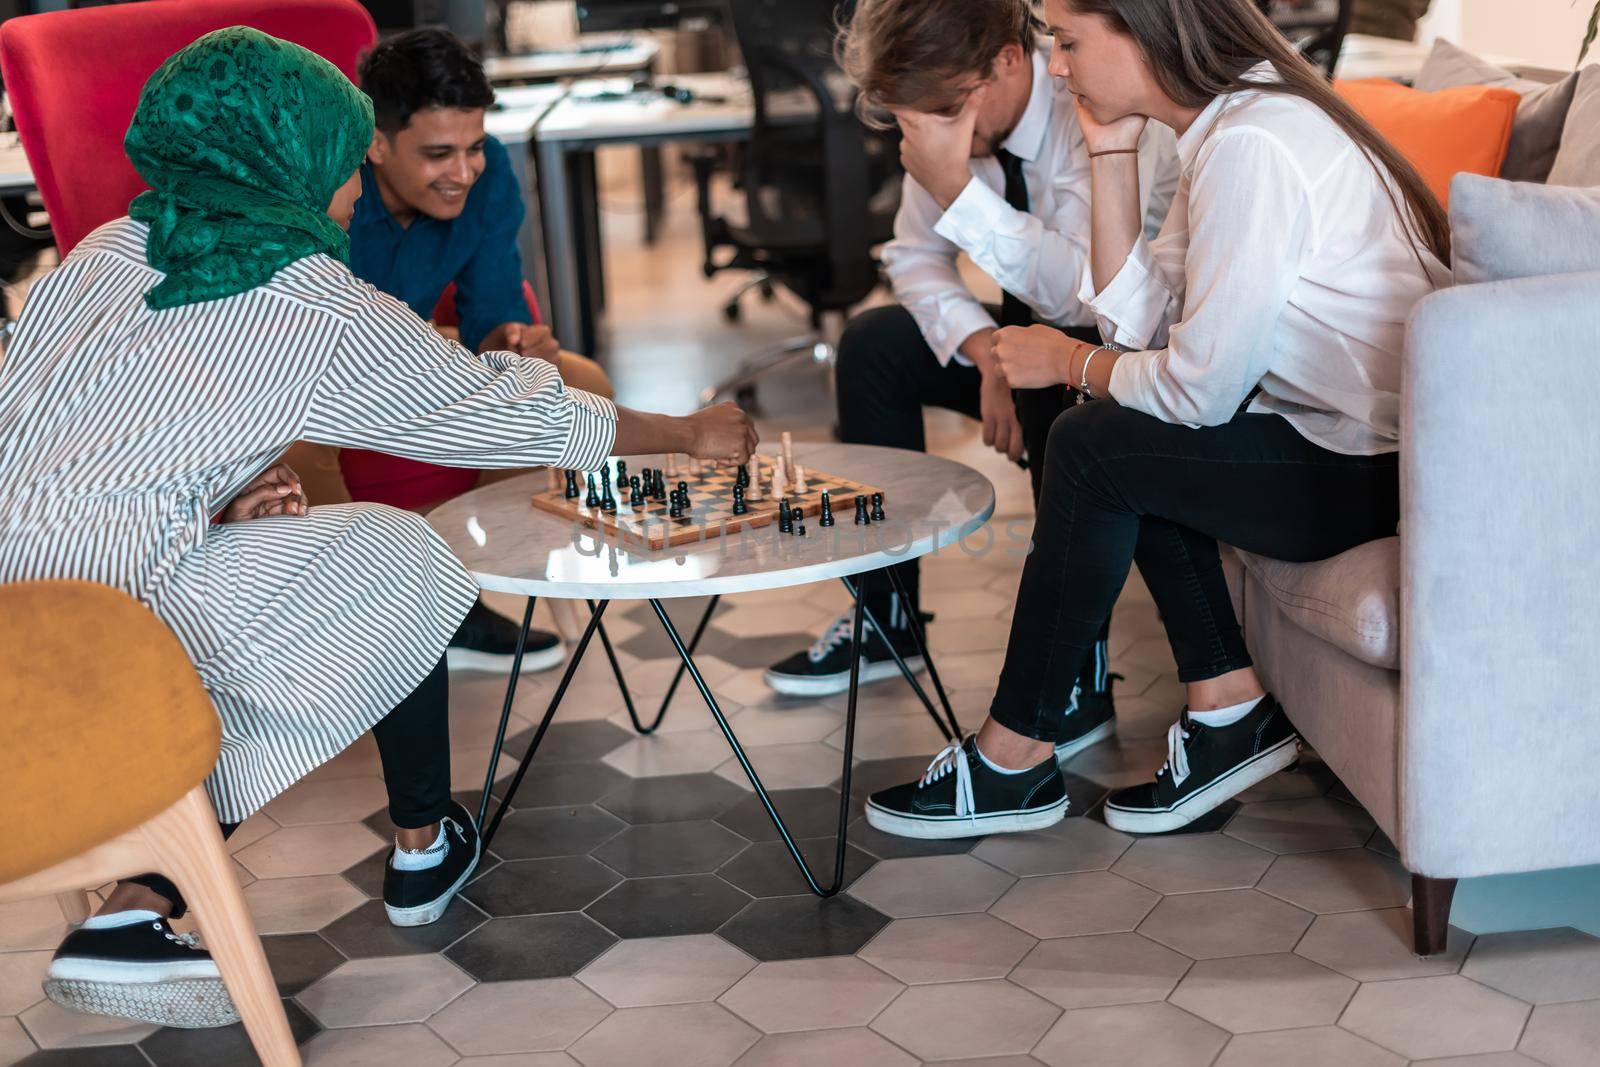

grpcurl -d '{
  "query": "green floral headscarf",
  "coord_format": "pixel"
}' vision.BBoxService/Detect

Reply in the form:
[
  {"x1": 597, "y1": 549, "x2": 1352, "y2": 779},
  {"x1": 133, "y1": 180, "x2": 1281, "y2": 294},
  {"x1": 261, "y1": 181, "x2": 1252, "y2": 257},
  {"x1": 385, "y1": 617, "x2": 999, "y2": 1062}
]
[{"x1": 124, "y1": 26, "x2": 375, "y2": 309}]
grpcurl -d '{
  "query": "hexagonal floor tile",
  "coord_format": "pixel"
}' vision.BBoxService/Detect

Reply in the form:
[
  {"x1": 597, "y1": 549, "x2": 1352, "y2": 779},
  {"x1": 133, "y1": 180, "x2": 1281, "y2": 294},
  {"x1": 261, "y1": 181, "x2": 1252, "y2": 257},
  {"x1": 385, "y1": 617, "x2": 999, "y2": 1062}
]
[
  {"x1": 1066, "y1": 738, "x2": 1167, "y2": 791},
  {"x1": 717, "y1": 838, "x2": 875, "y2": 898},
  {"x1": 597, "y1": 773, "x2": 748, "y2": 824},
  {"x1": 1033, "y1": 1001, "x2": 1227, "y2": 1067},
  {"x1": 503, "y1": 720, "x2": 633, "y2": 763},
  {"x1": 733, "y1": 1027, "x2": 917, "y2": 1067},
  {"x1": 1169, "y1": 953, "x2": 1356, "y2": 1033},
  {"x1": 988, "y1": 871, "x2": 1159, "y2": 939},
  {"x1": 1010, "y1": 932, "x2": 1191, "y2": 1010},
  {"x1": 139, "y1": 999, "x2": 321, "y2": 1066},
  {"x1": 568, "y1": 1003, "x2": 759, "y2": 1067},
  {"x1": 591, "y1": 821, "x2": 749, "y2": 877},
  {"x1": 488, "y1": 804, "x2": 627, "y2": 860},
  {"x1": 1295, "y1": 907, "x2": 1472, "y2": 982},
  {"x1": 1212, "y1": 1026, "x2": 1404, "y2": 1067},
  {"x1": 716, "y1": 788, "x2": 845, "y2": 842},
  {"x1": 724, "y1": 706, "x2": 846, "y2": 747},
  {"x1": 445, "y1": 914, "x2": 617, "y2": 981},
  {"x1": 586, "y1": 875, "x2": 752, "y2": 940},
  {"x1": 716, "y1": 743, "x2": 847, "y2": 791},
  {"x1": 1340, "y1": 974, "x2": 1530, "y2": 1060},
  {"x1": 234, "y1": 823, "x2": 386, "y2": 880},
  {"x1": 1256, "y1": 848, "x2": 1411, "y2": 914},
  {"x1": 1461, "y1": 927, "x2": 1600, "y2": 1005},
  {"x1": 296, "y1": 954, "x2": 473, "y2": 1028},
  {"x1": 1109, "y1": 833, "x2": 1274, "y2": 894},
  {"x1": 0, "y1": 949, "x2": 49, "y2": 1016},
  {"x1": 1223, "y1": 797, "x2": 1375, "y2": 854},
  {"x1": 577, "y1": 934, "x2": 755, "y2": 1007},
  {"x1": 242, "y1": 874, "x2": 367, "y2": 935},
  {"x1": 971, "y1": 814, "x2": 1133, "y2": 876},
  {"x1": 261, "y1": 933, "x2": 348, "y2": 996},
  {"x1": 1518, "y1": 1000, "x2": 1600, "y2": 1067},
  {"x1": 846, "y1": 854, "x2": 1014, "y2": 919},
  {"x1": 606, "y1": 732, "x2": 742, "y2": 778},
  {"x1": 718, "y1": 956, "x2": 904, "y2": 1033},
  {"x1": 716, "y1": 894, "x2": 890, "y2": 961},
  {"x1": 0, "y1": 1017, "x2": 34, "y2": 1065},
  {"x1": 263, "y1": 777, "x2": 389, "y2": 826},
  {"x1": 299, "y1": 1022, "x2": 458, "y2": 1066},
  {"x1": 318, "y1": 897, "x2": 487, "y2": 959},
  {"x1": 858, "y1": 913, "x2": 1037, "y2": 985},
  {"x1": 463, "y1": 856, "x2": 623, "y2": 916},
  {"x1": 0, "y1": 896, "x2": 72, "y2": 952},
  {"x1": 503, "y1": 761, "x2": 629, "y2": 808},
  {"x1": 824, "y1": 714, "x2": 948, "y2": 761},
  {"x1": 1138, "y1": 889, "x2": 1312, "y2": 960},
  {"x1": 426, "y1": 977, "x2": 612, "y2": 1056},
  {"x1": 18, "y1": 995, "x2": 157, "y2": 1049},
  {"x1": 871, "y1": 980, "x2": 1059, "y2": 1061}
]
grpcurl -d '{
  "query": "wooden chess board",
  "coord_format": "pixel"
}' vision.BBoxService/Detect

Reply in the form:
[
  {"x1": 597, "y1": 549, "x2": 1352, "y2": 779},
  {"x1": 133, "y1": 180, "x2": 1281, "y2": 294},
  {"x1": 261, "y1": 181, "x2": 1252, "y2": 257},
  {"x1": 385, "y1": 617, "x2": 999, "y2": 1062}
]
[{"x1": 530, "y1": 458, "x2": 886, "y2": 551}]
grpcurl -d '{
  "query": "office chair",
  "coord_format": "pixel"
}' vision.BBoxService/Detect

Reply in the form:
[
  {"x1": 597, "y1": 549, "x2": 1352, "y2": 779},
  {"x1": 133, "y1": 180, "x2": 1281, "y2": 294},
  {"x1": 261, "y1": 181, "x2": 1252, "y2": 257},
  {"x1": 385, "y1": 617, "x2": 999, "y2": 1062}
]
[
  {"x1": 696, "y1": 0, "x2": 900, "y2": 406},
  {"x1": 1264, "y1": 0, "x2": 1353, "y2": 77}
]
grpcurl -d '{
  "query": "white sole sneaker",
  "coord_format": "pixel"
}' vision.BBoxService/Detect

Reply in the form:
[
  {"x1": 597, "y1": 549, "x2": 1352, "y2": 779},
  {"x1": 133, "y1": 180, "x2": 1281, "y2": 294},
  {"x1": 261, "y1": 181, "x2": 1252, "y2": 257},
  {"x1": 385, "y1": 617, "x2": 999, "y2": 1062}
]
[
  {"x1": 764, "y1": 656, "x2": 925, "y2": 697},
  {"x1": 864, "y1": 794, "x2": 1069, "y2": 840},
  {"x1": 1054, "y1": 718, "x2": 1116, "y2": 764},
  {"x1": 43, "y1": 973, "x2": 239, "y2": 1029},
  {"x1": 447, "y1": 640, "x2": 565, "y2": 676},
  {"x1": 1104, "y1": 736, "x2": 1301, "y2": 834},
  {"x1": 384, "y1": 833, "x2": 482, "y2": 928}
]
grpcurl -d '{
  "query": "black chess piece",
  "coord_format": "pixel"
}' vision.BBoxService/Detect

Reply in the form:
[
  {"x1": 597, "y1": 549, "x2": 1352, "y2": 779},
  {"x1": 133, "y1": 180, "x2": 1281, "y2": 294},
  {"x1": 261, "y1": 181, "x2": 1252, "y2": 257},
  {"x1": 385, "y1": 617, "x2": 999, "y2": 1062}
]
[
  {"x1": 732, "y1": 485, "x2": 747, "y2": 515},
  {"x1": 871, "y1": 492, "x2": 886, "y2": 522},
  {"x1": 819, "y1": 491, "x2": 835, "y2": 528},
  {"x1": 600, "y1": 466, "x2": 613, "y2": 498},
  {"x1": 629, "y1": 475, "x2": 644, "y2": 507},
  {"x1": 793, "y1": 506, "x2": 805, "y2": 536},
  {"x1": 565, "y1": 469, "x2": 580, "y2": 499},
  {"x1": 585, "y1": 474, "x2": 599, "y2": 508},
  {"x1": 616, "y1": 460, "x2": 628, "y2": 486},
  {"x1": 854, "y1": 495, "x2": 868, "y2": 525},
  {"x1": 778, "y1": 498, "x2": 792, "y2": 533},
  {"x1": 734, "y1": 464, "x2": 749, "y2": 490},
  {"x1": 677, "y1": 480, "x2": 689, "y2": 499},
  {"x1": 601, "y1": 481, "x2": 617, "y2": 512},
  {"x1": 669, "y1": 493, "x2": 683, "y2": 519}
]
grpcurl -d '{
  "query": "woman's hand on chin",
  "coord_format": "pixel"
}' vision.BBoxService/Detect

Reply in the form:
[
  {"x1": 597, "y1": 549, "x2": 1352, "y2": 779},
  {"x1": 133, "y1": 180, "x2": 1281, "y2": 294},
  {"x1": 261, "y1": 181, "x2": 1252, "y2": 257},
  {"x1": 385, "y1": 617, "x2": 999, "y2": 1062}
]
[
  {"x1": 991, "y1": 325, "x2": 1082, "y2": 389},
  {"x1": 1075, "y1": 99, "x2": 1147, "y2": 154}
]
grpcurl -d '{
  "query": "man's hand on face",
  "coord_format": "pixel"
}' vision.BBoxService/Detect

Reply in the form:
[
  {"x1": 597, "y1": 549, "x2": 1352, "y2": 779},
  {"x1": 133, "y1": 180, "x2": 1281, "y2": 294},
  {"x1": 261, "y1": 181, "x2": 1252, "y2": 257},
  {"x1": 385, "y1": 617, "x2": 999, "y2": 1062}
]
[{"x1": 893, "y1": 85, "x2": 986, "y2": 210}]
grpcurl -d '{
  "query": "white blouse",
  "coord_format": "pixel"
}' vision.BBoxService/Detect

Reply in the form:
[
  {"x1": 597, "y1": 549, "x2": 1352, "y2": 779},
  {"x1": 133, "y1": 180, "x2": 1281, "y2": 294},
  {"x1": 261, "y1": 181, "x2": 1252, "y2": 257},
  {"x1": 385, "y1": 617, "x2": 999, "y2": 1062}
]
[{"x1": 1091, "y1": 69, "x2": 1447, "y2": 456}]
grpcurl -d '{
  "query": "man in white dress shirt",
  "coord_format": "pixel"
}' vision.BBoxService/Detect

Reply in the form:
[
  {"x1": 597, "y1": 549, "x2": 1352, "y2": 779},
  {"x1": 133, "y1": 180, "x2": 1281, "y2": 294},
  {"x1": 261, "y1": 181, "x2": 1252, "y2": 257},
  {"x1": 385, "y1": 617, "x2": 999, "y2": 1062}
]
[{"x1": 764, "y1": 0, "x2": 1179, "y2": 755}]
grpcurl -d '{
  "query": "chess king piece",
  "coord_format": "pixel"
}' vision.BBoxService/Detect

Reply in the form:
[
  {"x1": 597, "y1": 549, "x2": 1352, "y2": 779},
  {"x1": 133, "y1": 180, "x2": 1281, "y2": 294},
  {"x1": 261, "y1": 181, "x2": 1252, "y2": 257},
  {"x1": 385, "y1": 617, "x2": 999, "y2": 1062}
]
[
  {"x1": 871, "y1": 492, "x2": 886, "y2": 522},
  {"x1": 565, "y1": 469, "x2": 581, "y2": 499},
  {"x1": 781, "y1": 431, "x2": 795, "y2": 480},
  {"x1": 854, "y1": 494, "x2": 869, "y2": 525},
  {"x1": 819, "y1": 490, "x2": 835, "y2": 527},
  {"x1": 585, "y1": 474, "x2": 600, "y2": 508}
]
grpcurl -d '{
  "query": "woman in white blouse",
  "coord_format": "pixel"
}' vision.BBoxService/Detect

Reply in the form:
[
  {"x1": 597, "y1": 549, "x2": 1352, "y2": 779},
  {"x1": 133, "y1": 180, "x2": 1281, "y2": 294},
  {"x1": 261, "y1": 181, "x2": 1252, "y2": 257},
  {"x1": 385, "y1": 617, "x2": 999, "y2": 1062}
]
[{"x1": 863, "y1": 0, "x2": 1447, "y2": 840}]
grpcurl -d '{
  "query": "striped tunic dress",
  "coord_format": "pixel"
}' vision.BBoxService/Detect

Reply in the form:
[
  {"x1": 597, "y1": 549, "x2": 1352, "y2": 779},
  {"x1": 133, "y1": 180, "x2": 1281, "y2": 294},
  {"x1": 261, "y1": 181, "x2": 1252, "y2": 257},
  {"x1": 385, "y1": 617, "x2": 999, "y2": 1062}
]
[{"x1": 0, "y1": 218, "x2": 618, "y2": 822}]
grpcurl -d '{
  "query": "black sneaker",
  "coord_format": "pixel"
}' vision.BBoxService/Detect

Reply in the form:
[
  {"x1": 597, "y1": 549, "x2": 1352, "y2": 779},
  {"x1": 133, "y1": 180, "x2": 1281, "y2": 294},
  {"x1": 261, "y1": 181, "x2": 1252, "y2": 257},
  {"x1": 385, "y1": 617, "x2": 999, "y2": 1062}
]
[
  {"x1": 384, "y1": 802, "x2": 481, "y2": 927},
  {"x1": 1104, "y1": 695, "x2": 1300, "y2": 834},
  {"x1": 865, "y1": 736, "x2": 1069, "y2": 839},
  {"x1": 764, "y1": 612, "x2": 926, "y2": 697},
  {"x1": 1054, "y1": 681, "x2": 1117, "y2": 763},
  {"x1": 44, "y1": 912, "x2": 238, "y2": 1029},
  {"x1": 447, "y1": 599, "x2": 564, "y2": 675}
]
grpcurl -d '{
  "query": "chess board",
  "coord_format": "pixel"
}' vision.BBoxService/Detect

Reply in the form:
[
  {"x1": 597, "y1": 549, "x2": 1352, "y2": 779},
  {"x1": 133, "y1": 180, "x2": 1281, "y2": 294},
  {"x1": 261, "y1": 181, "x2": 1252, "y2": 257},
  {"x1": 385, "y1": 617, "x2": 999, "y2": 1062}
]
[{"x1": 530, "y1": 458, "x2": 886, "y2": 551}]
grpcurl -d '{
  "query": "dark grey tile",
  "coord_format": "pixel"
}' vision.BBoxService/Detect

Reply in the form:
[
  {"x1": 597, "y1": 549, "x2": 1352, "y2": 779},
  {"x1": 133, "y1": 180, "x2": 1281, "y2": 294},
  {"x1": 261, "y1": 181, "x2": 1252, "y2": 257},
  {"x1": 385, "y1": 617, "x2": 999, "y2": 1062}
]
[
  {"x1": 847, "y1": 815, "x2": 978, "y2": 859},
  {"x1": 614, "y1": 597, "x2": 719, "y2": 659},
  {"x1": 717, "y1": 788, "x2": 847, "y2": 842},
  {"x1": 503, "y1": 720, "x2": 633, "y2": 763},
  {"x1": 698, "y1": 630, "x2": 820, "y2": 670},
  {"x1": 489, "y1": 804, "x2": 626, "y2": 860},
  {"x1": 138, "y1": 1000, "x2": 319, "y2": 1066},
  {"x1": 717, "y1": 894, "x2": 891, "y2": 961},
  {"x1": 599, "y1": 773, "x2": 748, "y2": 824},
  {"x1": 445, "y1": 913, "x2": 617, "y2": 980},
  {"x1": 502, "y1": 760, "x2": 629, "y2": 808},
  {"x1": 591, "y1": 820, "x2": 749, "y2": 877},
  {"x1": 464, "y1": 855, "x2": 622, "y2": 915},
  {"x1": 717, "y1": 838, "x2": 876, "y2": 898},
  {"x1": 261, "y1": 933, "x2": 345, "y2": 996},
  {"x1": 585, "y1": 874, "x2": 752, "y2": 939},
  {"x1": 340, "y1": 849, "x2": 388, "y2": 898},
  {"x1": 318, "y1": 897, "x2": 487, "y2": 958},
  {"x1": 20, "y1": 1049, "x2": 149, "y2": 1066}
]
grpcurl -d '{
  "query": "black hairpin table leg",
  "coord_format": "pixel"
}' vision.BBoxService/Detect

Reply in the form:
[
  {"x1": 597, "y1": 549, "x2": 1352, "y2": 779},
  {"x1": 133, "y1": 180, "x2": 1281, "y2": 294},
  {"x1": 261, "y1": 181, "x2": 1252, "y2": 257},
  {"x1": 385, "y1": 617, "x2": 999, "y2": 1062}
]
[
  {"x1": 840, "y1": 574, "x2": 962, "y2": 742},
  {"x1": 591, "y1": 595, "x2": 723, "y2": 735}
]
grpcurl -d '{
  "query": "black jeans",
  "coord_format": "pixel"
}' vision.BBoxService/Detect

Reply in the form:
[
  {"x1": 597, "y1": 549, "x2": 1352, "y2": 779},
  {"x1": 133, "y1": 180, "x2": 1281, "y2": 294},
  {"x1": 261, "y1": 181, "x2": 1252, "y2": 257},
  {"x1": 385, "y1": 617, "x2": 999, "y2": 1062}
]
[
  {"x1": 131, "y1": 656, "x2": 454, "y2": 917},
  {"x1": 835, "y1": 304, "x2": 1100, "y2": 628},
  {"x1": 989, "y1": 402, "x2": 1400, "y2": 741}
]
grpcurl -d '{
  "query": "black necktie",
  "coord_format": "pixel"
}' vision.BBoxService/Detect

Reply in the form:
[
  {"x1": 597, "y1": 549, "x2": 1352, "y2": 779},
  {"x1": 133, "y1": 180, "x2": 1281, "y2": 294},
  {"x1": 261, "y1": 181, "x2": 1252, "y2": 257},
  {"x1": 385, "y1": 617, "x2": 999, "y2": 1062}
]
[{"x1": 995, "y1": 148, "x2": 1032, "y2": 329}]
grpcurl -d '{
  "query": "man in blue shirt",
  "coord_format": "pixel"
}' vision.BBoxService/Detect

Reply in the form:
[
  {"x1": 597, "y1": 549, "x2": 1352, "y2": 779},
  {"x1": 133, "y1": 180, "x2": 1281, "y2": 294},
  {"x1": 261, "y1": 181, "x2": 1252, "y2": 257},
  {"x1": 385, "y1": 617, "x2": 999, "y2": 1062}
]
[{"x1": 343, "y1": 28, "x2": 612, "y2": 673}]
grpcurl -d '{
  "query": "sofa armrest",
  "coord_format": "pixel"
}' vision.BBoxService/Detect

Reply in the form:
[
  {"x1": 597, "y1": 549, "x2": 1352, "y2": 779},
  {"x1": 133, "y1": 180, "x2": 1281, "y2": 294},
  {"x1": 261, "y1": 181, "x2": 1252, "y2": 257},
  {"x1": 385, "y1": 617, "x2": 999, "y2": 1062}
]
[{"x1": 1401, "y1": 271, "x2": 1600, "y2": 876}]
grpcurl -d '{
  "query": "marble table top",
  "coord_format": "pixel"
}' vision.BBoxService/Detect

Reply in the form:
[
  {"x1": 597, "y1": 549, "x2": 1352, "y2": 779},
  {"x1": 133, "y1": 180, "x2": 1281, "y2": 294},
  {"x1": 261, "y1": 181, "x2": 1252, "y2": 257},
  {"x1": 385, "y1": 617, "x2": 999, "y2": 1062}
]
[{"x1": 426, "y1": 442, "x2": 996, "y2": 600}]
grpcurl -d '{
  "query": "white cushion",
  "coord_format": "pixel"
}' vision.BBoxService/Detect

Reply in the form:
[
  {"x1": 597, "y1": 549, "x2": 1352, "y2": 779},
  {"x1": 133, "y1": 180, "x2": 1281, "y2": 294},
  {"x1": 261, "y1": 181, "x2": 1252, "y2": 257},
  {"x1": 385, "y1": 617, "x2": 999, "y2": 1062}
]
[{"x1": 1234, "y1": 537, "x2": 1399, "y2": 670}]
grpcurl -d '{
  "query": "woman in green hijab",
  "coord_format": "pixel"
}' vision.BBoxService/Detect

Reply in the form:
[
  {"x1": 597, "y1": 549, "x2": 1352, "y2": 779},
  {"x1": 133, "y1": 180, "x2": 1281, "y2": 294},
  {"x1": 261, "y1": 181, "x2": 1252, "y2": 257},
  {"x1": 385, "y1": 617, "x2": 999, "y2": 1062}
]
[{"x1": 0, "y1": 26, "x2": 754, "y2": 1028}]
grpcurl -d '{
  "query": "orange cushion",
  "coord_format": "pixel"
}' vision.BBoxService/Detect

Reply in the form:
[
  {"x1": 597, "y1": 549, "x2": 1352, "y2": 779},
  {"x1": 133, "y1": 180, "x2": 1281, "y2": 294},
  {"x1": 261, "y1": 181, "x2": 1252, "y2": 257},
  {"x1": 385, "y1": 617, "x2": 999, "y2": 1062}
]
[{"x1": 1335, "y1": 78, "x2": 1520, "y2": 207}]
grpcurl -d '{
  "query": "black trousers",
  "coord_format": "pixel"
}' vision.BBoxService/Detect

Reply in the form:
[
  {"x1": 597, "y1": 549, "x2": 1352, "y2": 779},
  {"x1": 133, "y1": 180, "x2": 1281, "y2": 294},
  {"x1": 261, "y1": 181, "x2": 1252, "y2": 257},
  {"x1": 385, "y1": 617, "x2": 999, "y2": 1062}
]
[
  {"x1": 988, "y1": 403, "x2": 1400, "y2": 741},
  {"x1": 835, "y1": 305, "x2": 1110, "y2": 673},
  {"x1": 131, "y1": 656, "x2": 454, "y2": 918}
]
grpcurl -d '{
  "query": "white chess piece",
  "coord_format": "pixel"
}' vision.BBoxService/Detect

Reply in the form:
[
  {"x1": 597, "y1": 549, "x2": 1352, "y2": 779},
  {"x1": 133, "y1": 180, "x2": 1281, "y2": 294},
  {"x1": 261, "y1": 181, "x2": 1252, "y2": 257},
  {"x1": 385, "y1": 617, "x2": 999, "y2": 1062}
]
[
  {"x1": 780, "y1": 431, "x2": 795, "y2": 480},
  {"x1": 793, "y1": 463, "x2": 807, "y2": 495},
  {"x1": 771, "y1": 456, "x2": 787, "y2": 500}
]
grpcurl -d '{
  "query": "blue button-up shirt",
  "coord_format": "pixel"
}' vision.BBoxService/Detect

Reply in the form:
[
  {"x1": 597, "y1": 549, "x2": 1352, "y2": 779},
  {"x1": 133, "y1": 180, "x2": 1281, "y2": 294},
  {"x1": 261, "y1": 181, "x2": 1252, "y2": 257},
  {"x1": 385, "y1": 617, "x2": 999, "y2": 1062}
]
[{"x1": 348, "y1": 134, "x2": 529, "y2": 353}]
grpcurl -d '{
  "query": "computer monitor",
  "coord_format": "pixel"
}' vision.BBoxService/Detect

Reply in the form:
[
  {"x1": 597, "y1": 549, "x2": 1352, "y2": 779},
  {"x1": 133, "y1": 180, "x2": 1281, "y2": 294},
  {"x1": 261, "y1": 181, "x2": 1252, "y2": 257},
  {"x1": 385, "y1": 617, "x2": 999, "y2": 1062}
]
[{"x1": 575, "y1": 0, "x2": 722, "y2": 34}]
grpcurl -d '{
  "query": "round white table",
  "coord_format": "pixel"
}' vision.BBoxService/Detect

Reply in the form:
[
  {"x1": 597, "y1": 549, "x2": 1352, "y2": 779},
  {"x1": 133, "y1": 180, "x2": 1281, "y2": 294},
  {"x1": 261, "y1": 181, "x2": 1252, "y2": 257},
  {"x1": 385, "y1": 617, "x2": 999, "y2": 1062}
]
[{"x1": 427, "y1": 442, "x2": 995, "y2": 895}]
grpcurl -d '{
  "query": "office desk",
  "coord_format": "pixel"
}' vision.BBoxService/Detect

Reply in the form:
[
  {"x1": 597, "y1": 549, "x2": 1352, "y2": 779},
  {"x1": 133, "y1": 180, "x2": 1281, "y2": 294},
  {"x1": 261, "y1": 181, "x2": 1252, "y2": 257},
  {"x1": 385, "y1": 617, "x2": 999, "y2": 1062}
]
[
  {"x1": 533, "y1": 71, "x2": 754, "y2": 356},
  {"x1": 484, "y1": 37, "x2": 659, "y2": 84}
]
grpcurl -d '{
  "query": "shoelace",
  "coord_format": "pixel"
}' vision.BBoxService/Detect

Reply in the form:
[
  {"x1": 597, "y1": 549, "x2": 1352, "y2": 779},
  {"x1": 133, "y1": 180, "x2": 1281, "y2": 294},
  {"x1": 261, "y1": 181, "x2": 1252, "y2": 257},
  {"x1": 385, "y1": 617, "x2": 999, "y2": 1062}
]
[
  {"x1": 1158, "y1": 720, "x2": 1192, "y2": 787},
  {"x1": 152, "y1": 922, "x2": 201, "y2": 950},
  {"x1": 920, "y1": 736, "x2": 977, "y2": 825},
  {"x1": 807, "y1": 613, "x2": 875, "y2": 663}
]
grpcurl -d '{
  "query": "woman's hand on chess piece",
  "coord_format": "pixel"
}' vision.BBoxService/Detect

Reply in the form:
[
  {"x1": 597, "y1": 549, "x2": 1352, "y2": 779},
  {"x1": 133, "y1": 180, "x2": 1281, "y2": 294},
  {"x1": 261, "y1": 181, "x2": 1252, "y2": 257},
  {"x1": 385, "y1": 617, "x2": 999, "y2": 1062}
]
[
  {"x1": 686, "y1": 402, "x2": 759, "y2": 466},
  {"x1": 992, "y1": 324, "x2": 1084, "y2": 389},
  {"x1": 221, "y1": 463, "x2": 306, "y2": 522}
]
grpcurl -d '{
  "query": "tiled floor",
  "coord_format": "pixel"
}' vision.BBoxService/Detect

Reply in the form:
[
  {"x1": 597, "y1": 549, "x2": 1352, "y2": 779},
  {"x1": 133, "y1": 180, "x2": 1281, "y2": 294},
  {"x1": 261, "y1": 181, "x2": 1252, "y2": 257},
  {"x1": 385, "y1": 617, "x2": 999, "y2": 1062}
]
[{"x1": 6, "y1": 161, "x2": 1600, "y2": 1066}]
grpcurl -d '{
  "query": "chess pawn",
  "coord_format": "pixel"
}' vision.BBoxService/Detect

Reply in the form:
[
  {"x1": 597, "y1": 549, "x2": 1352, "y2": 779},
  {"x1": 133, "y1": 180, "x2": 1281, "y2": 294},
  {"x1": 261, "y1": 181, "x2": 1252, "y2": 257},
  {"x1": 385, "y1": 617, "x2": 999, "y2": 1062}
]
[
  {"x1": 629, "y1": 475, "x2": 644, "y2": 507},
  {"x1": 564, "y1": 469, "x2": 581, "y2": 499},
  {"x1": 871, "y1": 492, "x2": 886, "y2": 522},
  {"x1": 854, "y1": 494, "x2": 869, "y2": 525},
  {"x1": 616, "y1": 459, "x2": 628, "y2": 486},
  {"x1": 669, "y1": 492, "x2": 683, "y2": 519},
  {"x1": 819, "y1": 490, "x2": 835, "y2": 527}
]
